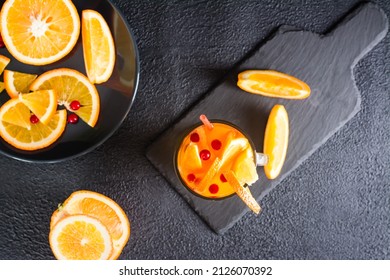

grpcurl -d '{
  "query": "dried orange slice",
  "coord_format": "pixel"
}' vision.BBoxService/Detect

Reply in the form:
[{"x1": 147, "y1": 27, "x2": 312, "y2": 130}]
[
  {"x1": 224, "y1": 170, "x2": 261, "y2": 214},
  {"x1": 0, "y1": 55, "x2": 10, "y2": 74},
  {"x1": 19, "y1": 90, "x2": 57, "y2": 125},
  {"x1": 49, "y1": 214, "x2": 113, "y2": 260},
  {"x1": 30, "y1": 68, "x2": 100, "y2": 127},
  {"x1": 263, "y1": 105, "x2": 289, "y2": 179},
  {"x1": 4, "y1": 70, "x2": 38, "y2": 98},
  {"x1": 50, "y1": 190, "x2": 130, "y2": 260},
  {"x1": 0, "y1": 0, "x2": 80, "y2": 65},
  {"x1": 82, "y1": 9, "x2": 115, "y2": 84},
  {"x1": 0, "y1": 99, "x2": 66, "y2": 151},
  {"x1": 237, "y1": 70, "x2": 310, "y2": 99}
]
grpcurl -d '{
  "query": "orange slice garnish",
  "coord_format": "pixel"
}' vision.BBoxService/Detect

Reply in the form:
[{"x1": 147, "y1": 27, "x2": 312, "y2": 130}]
[
  {"x1": 50, "y1": 190, "x2": 131, "y2": 260},
  {"x1": 49, "y1": 214, "x2": 113, "y2": 260},
  {"x1": 237, "y1": 70, "x2": 310, "y2": 99},
  {"x1": 0, "y1": 0, "x2": 80, "y2": 65},
  {"x1": 82, "y1": 9, "x2": 115, "y2": 84},
  {"x1": 0, "y1": 55, "x2": 10, "y2": 74},
  {"x1": 19, "y1": 90, "x2": 57, "y2": 125},
  {"x1": 232, "y1": 147, "x2": 258, "y2": 186},
  {"x1": 263, "y1": 105, "x2": 289, "y2": 179}
]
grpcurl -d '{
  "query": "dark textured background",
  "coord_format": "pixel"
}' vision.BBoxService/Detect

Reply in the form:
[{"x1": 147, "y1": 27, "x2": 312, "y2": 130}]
[{"x1": 0, "y1": 0, "x2": 389, "y2": 259}]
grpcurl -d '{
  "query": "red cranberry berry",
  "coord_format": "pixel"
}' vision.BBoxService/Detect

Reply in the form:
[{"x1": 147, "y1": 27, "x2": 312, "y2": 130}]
[
  {"x1": 220, "y1": 174, "x2": 227, "y2": 183},
  {"x1": 199, "y1": 149, "x2": 211, "y2": 160},
  {"x1": 70, "y1": 100, "x2": 81, "y2": 111},
  {"x1": 190, "y1": 132, "x2": 200, "y2": 142},
  {"x1": 30, "y1": 115, "x2": 39, "y2": 124},
  {"x1": 187, "y1": 174, "x2": 196, "y2": 182},
  {"x1": 209, "y1": 184, "x2": 219, "y2": 194},
  {"x1": 211, "y1": 139, "x2": 222, "y2": 150},
  {"x1": 67, "y1": 113, "x2": 79, "y2": 124}
]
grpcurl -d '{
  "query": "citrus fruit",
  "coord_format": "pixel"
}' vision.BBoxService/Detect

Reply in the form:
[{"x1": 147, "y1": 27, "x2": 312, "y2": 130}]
[
  {"x1": 30, "y1": 68, "x2": 100, "y2": 127},
  {"x1": 0, "y1": 0, "x2": 80, "y2": 65},
  {"x1": 197, "y1": 157, "x2": 222, "y2": 192},
  {"x1": 4, "y1": 70, "x2": 38, "y2": 98},
  {"x1": 237, "y1": 70, "x2": 311, "y2": 99},
  {"x1": 19, "y1": 90, "x2": 57, "y2": 125},
  {"x1": 0, "y1": 82, "x2": 4, "y2": 94},
  {"x1": 182, "y1": 142, "x2": 202, "y2": 170},
  {"x1": 263, "y1": 104, "x2": 289, "y2": 179},
  {"x1": 49, "y1": 214, "x2": 113, "y2": 260},
  {"x1": 224, "y1": 170, "x2": 261, "y2": 214},
  {"x1": 82, "y1": 9, "x2": 115, "y2": 84},
  {"x1": 0, "y1": 54, "x2": 10, "y2": 74},
  {"x1": 50, "y1": 190, "x2": 131, "y2": 260},
  {"x1": 232, "y1": 147, "x2": 258, "y2": 186},
  {"x1": 0, "y1": 99, "x2": 66, "y2": 150}
]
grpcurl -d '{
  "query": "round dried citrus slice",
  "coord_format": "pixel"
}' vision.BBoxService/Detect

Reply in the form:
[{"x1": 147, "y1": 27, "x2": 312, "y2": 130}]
[
  {"x1": 82, "y1": 9, "x2": 116, "y2": 84},
  {"x1": 0, "y1": 99, "x2": 66, "y2": 151},
  {"x1": 19, "y1": 89, "x2": 57, "y2": 125},
  {"x1": 50, "y1": 190, "x2": 130, "y2": 260},
  {"x1": 30, "y1": 68, "x2": 100, "y2": 127},
  {"x1": 4, "y1": 70, "x2": 38, "y2": 98},
  {"x1": 237, "y1": 70, "x2": 311, "y2": 99},
  {"x1": 0, "y1": 0, "x2": 80, "y2": 65},
  {"x1": 263, "y1": 105, "x2": 289, "y2": 179},
  {"x1": 49, "y1": 214, "x2": 113, "y2": 260}
]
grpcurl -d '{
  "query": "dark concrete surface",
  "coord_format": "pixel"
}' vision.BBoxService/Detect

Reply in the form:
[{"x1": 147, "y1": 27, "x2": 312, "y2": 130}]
[{"x1": 0, "y1": 0, "x2": 389, "y2": 259}]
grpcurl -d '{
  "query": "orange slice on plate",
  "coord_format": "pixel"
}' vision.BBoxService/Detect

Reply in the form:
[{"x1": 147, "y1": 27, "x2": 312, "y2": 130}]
[
  {"x1": 0, "y1": 55, "x2": 10, "y2": 74},
  {"x1": 0, "y1": 99, "x2": 66, "y2": 151},
  {"x1": 19, "y1": 90, "x2": 57, "y2": 125},
  {"x1": 0, "y1": 0, "x2": 80, "y2": 65},
  {"x1": 30, "y1": 68, "x2": 100, "y2": 127},
  {"x1": 237, "y1": 70, "x2": 310, "y2": 99},
  {"x1": 82, "y1": 9, "x2": 116, "y2": 84},
  {"x1": 263, "y1": 104, "x2": 289, "y2": 179},
  {"x1": 4, "y1": 70, "x2": 38, "y2": 98},
  {"x1": 224, "y1": 170, "x2": 261, "y2": 214},
  {"x1": 50, "y1": 190, "x2": 131, "y2": 260},
  {"x1": 49, "y1": 214, "x2": 113, "y2": 260}
]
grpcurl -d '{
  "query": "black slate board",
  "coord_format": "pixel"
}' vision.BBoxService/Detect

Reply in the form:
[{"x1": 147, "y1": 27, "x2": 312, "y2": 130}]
[{"x1": 146, "y1": 3, "x2": 388, "y2": 234}]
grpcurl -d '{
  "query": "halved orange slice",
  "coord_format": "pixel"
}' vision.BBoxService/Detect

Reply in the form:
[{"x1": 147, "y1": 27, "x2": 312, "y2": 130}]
[
  {"x1": 50, "y1": 190, "x2": 131, "y2": 260},
  {"x1": 19, "y1": 89, "x2": 57, "y2": 125},
  {"x1": 237, "y1": 70, "x2": 310, "y2": 99},
  {"x1": 4, "y1": 70, "x2": 38, "y2": 98},
  {"x1": 49, "y1": 214, "x2": 113, "y2": 260},
  {"x1": 0, "y1": 0, "x2": 80, "y2": 65},
  {"x1": 82, "y1": 9, "x2": 115, "y2": 84},
  {"x1": 263, "y1": 105, "x2": 289, "y2": 179},
  {"x1": 30, "y1": 68, "x2": 100, "y2": 127},
  {"x1": 232, "y1": 147, "x2": 258, "y2": 186},
  {"x1": 182, "y1": 142, "x2": 202, "y2": 170},
  {"x1": 0, "y1": 55, "x2": 10, "y2": 74},
  {"x1": 0, "y1": 99, "x2": 66, "y2": 151}
]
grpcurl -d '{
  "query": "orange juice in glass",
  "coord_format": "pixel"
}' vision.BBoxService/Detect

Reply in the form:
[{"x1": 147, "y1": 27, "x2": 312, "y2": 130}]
[{"x1": 175, "y1": 116, "x2": 267, "y2": 200}]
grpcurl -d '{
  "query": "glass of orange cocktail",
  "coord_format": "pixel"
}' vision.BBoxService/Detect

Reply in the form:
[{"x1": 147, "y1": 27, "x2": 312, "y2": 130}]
[{"x1": 175, "y1": 115, "x2": 268, "y2": 201}]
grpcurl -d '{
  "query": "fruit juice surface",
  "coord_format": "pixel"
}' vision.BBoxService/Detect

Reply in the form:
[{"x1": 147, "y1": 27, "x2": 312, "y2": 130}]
[{"x1": 176, "y1": 122, "x2": 256, "y2": 199}]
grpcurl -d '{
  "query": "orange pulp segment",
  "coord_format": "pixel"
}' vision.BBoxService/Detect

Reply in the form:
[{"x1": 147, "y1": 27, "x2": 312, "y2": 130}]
[
  {"x1": 19, "y1": 89, "x2": 57, "y2": 125},
  {"x1": 237, "y1": 70, "x2": 310, "y2": 99},
  {"x1": 263, "y1": 104, "x2": 289, "y2": 179},
  {"x1": 4, "y1": 70, "x2": 38, "y2": 98},
  {"x1": 0, "y1": 55, "x2": 11, "y2": 74}
]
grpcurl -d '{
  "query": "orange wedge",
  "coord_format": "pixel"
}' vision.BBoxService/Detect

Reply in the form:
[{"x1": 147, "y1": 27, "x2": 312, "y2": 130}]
[
  {"x1": 0, "y1": 55, "x2": 10, "y2": 74},
  {"x1": 232, "y1": 147, "x2": 258, "y2": 186},
  {"x1": 49, "y1": 214, "x2": 113, "y2": 260},
  {"x1": 19, "y1": 90, "x2": 57, "y2": 125},
  {"x1": 224, "y1": 170, "x2": 261, "y2": 214},
  {"x1": 82, "y1": 9, "x2": 115, "y2": 84},
  {"x1": 0, "y1": 83, "x2": 4, "y2": 94},
  {"x1": 4, "y1": 70, "x2": 38, "y2": 98},
  {"x1": 263, "y1": 105, "x2": 289, "y2": 179},
  {"x1": 50, "y1": 190, "x2": 131, "y2": 260},
  {"x1": 0, "y1": 0, "x2": 80, "y2": 65},
  {"x1": 182, "y1": 142, "x2": 202, "y2": 170},
  {"x1": 0, "y1": 99, "x2": 66, "y2": 151},
  {"x1": 30, "y1": 68, "x2": 100, "y2": 127},
  {"x1": 237, "y1": 70, "x2": 310, "y2": 99}
]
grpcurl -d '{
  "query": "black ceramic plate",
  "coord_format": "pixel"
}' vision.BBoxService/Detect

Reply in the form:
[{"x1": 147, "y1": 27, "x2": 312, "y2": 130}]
[{"x1": 0, "y1": 0, "x2": 139, "y2": 163}]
